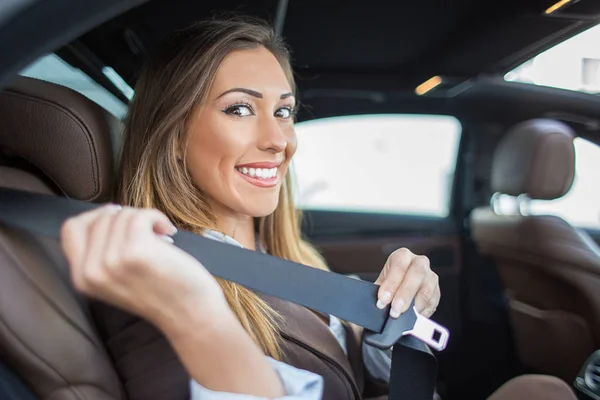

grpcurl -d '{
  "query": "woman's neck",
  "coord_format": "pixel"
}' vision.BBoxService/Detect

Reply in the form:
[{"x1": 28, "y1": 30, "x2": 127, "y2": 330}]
[{"x1": 215, "y1": 213, "x2": 256, "y2": 250}]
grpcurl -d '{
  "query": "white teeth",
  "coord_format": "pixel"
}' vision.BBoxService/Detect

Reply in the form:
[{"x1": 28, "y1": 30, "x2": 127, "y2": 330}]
[{"x1": 236, "y1": 166, "x2": 278, "y2": 180}]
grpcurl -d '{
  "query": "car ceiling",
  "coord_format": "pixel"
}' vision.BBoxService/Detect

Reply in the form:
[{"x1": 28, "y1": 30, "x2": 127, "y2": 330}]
[{"x1": 75, "y1": 0, "x2": 600, "y2": 92}]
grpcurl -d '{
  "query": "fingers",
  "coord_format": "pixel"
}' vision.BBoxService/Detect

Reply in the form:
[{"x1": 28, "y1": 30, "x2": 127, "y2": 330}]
[
  {"x1": 389, "y1": 255, "x2": 429, "y2": 318},
  {"x1": 125, "y1": 208, "x2": 177, "y2": 244},
  {"x1": 60, "y1": 204, "x2": 177, "y2": 295},
  {"x1": 97, "y1": 207, "x2": 137, "y2": 279},
  {"x1": 375, "y1": 248, "x2": 412, "y2": 309},
  {"x1": 61, "y1": 204, "x2": 120, "y2": 288},
  {"x1": 80, "y1": 205, "x2": 124, "y2": 291},
  {"x1": 375, "y1": 247, "x2": 441, "y2": 319},
  {"x1": 416, "y1": 273, "x2": 440, "y2": 318},
  {"x1": 60, "y1": 204, "x2": 117, "y2": 267}
]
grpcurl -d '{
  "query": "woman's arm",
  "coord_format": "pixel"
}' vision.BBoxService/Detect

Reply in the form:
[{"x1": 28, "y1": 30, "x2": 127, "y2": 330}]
[
  {"x1": 161, "y1": 276, "x2": 324, "y2": 399},
  {"x1": 162, "y1": 307, "x2": 285, "y2": 397},
  {"x1": 61, "y1": 206, "x2": 319, "y2": 398},
  {"x1": 189, "y1": 356, "x2": 324, "y2": 400}
]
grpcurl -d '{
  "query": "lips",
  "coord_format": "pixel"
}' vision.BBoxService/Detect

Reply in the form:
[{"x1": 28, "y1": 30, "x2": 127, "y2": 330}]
[
  {"x1": 235, "y1": 161, "x2": 283, "y2": 188},
  {"x1": 235, "y1": 161, "x2": 282, "y2": 169}
]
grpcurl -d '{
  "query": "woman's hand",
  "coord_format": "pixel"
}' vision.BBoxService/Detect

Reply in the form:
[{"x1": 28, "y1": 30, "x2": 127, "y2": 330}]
[
  {"x1": 374, "y1": 248, "x2": 440, "y2": 318},
  {"x1": 60, "y1": 204, "x2": 228, "y2": 335},
  {"x1": 61, "y1": 205, "x2": 286, "y2": 397}
]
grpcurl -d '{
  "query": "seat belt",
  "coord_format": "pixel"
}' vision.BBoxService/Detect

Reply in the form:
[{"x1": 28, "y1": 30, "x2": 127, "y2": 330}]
[{"x1": 0, "y1": 187, "x2": 449, "y2": 400}]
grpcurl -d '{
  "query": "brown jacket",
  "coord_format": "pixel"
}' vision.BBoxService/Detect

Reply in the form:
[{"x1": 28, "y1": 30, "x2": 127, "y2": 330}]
[{"x1": 91, "y1": 294, "x2": 388, "y2": 400}]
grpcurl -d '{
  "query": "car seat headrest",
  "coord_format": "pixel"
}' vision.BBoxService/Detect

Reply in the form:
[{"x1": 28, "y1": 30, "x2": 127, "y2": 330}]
[
  {"x1": 0, "y1": 76, "x2": 123, "y2": 202},
  {"x1": 491, "y1": 118, "x2": 576, "y2": 201}
]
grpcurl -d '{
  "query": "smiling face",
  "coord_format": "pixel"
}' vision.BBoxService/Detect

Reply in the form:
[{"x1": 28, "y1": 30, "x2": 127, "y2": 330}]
[{"x1": 184, "y1": 46, "x2": 297, "y2": 222}]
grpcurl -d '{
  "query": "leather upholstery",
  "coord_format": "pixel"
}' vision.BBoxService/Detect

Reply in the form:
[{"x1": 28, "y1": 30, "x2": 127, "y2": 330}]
[
  {"x1": 471, "y1": 208, "x2": 600, "y2": 380},
  {"x1": 471, "y1": 118, "x2": 599, "y2": 383},
  {"x1": 491, "y1": 118, "x2": 575, "y2": 200},
  {"x1": 0, "y1": 76, "x2": 126, "y2": 399},
  {"x1": 0, "y1": 76, "x2": 122, "y2": 202},
  {"x1": 487, "y1": 375, "x2": 576, "y2": 400},
  {"x1": 0, "y1": 168, "x2": 126, "y2": 400},
  {"x1": 0, "y1": 166, "x2": 55, "y2": 195}
]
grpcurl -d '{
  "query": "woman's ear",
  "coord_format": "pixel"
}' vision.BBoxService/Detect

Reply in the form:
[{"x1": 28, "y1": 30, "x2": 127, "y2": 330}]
[
  {"x1": 177, "y1": 131, "x2": 189, "y2": 163},
  {"x1": 173, "y1": 139, "x2": 185, "y2": 163}
]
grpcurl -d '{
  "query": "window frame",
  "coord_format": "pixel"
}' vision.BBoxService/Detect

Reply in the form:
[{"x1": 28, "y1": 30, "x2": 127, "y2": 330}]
[
  {"x1": 56, "y1": 43, "x2": 131, "y2": 105},
  {"x1": 19, "y1": 52, "x2": 128, "y2": 118}
]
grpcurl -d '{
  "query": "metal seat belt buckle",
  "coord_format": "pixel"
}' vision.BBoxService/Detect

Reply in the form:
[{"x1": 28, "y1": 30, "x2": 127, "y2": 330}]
[
  {"x1": 405, "y1": 309, "x2": 450, "y2": 351},
  {"x1": 363, "y1": 302, "x2": 450, "y2": 351}
]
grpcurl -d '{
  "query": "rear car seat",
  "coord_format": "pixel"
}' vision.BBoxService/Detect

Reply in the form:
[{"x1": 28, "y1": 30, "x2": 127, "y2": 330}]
[
  {"x1": 0, "y1": 76, "x2": 578, "y2": 400},
  {"x1": 470, "y1": 119, "x2": 600, "y2": 382}
]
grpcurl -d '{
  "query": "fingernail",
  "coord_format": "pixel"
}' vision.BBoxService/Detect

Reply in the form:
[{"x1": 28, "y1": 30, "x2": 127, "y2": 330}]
[
  {"x1": 162, "y1": 235, "x2": 174, "y2": 244},
  {"x1": 377, "y1": 291, "x2": 392, "y2": 309},
  {"x1": 390, "y1": 299, "x2": 404, "y2": 318},
  {"x1": 169, "y1": 224, "x2": 178, "y2": 236},
  {"x1": 105, "y1": 204, "x2": 122, "y2": 213}
]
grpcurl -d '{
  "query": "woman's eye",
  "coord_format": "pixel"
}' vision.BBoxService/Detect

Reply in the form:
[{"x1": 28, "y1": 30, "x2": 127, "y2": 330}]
[
  {"x1": 275, "y1": 107, "x2": 294, "y2": 119},
  {"x1": 224, "y1": 104, "x2": 254, "y2": 117}
]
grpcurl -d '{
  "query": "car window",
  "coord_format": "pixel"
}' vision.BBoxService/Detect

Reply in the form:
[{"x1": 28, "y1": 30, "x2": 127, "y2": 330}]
[
  {"x1": 292, "y1": 114, "x2": 462, "y2": 217},
  {"x1": 505, "y1": 23, "x2": 600, "y2": 94},
  {"x1": 18, "y1": 53, "x2": 128, "y2": 119}
]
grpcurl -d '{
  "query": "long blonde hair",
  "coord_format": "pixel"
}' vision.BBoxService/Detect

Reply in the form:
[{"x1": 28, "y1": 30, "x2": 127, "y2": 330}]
[{"x1": 116, "y1": 18, "x2": 327, "y2": 359}]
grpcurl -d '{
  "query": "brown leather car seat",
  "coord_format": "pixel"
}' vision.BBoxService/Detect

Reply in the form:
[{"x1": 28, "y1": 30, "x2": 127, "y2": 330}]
[
  {"x1": 0, "y1": 75, "x2": 126, "y2": 400},
  {"x1": 0, "y1": 77, "x2": 577, "y2": 400},
  {"x1": 470, "y1": 118, "x2": 600, "y2": 383}
]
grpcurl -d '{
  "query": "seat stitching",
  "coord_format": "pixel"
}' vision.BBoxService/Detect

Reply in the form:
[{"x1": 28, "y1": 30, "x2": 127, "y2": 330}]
[
  {"x1": 2, "y1": 91, "x2": 100, "y2": 200},
  {"x1": 0, "y1": 318, "x2": 119, "y2": 400},
  {"x1": 0, "y1": 233, "x2": 106, "y2": 354}
]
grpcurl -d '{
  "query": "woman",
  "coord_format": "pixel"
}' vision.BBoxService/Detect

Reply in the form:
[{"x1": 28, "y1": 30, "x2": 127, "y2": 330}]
[{"x1": 60, "y1": 18, "x2": 440, "y2": 399}]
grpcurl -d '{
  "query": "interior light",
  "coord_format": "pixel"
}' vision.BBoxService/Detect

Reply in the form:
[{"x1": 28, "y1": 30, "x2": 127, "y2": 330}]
[
  {"x1": 415, "y1": 76, "x2": 443, "y2": 96},
  {"x1": 545, "y1": 0, "x2": 572, "y2": 15}
]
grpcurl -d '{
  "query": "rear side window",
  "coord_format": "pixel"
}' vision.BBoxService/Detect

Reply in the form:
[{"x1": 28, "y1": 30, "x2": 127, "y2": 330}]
[
  {"x1": 292, "y1": 114, "x2": 462, "y2": 217},
  {"x1": 18, "y1": 54, "x2": 128, "y2": 119}
]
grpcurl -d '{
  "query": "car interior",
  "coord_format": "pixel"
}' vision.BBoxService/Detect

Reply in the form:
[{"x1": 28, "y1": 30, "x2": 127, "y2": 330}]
[{"x1": 2, "y1": 0, "x2": 600, "y2": 399}]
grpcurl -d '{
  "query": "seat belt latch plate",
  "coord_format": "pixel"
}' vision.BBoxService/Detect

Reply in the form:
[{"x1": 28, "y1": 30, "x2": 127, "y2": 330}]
[
  {"x1": 403, "y1": 309, "x2": 449, "y2": 351},
  {"x1": 363, "y1": 303, "x2": 449, "y2": 351}
]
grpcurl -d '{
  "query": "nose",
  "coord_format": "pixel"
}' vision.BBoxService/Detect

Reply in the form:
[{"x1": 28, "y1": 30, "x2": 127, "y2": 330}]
[{"x1": 257, "y1": 116, "x2": 287, "y2": 153}]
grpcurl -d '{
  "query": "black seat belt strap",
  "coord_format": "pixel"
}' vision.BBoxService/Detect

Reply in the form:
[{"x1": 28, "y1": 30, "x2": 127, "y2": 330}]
[{"x1": 0, "y1": 188, "x2": 448, "y2": 400}]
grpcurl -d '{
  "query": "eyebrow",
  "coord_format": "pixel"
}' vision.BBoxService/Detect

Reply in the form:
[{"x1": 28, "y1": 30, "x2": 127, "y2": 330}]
[{"x1": 217, "y1": 88, "x2": 294, "y2": 100}]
